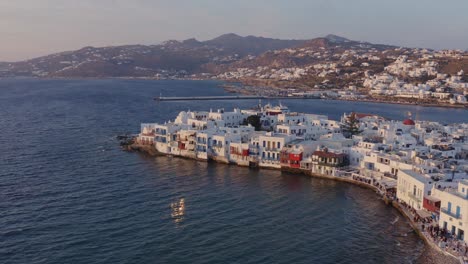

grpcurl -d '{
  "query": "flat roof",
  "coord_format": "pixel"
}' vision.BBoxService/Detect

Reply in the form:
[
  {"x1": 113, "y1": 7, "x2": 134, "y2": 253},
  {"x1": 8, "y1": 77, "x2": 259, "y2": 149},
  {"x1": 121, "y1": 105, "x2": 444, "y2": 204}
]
[{"x1": 401, "y1": 169, "x2": 428, "y2": 183}]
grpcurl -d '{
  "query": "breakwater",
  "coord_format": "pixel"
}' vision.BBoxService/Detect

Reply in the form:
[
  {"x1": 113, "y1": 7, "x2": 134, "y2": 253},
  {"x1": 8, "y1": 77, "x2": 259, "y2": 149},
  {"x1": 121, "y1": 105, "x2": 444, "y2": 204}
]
[{"x1": 154, "y1": 95, "x2": 320, "y2": 101}]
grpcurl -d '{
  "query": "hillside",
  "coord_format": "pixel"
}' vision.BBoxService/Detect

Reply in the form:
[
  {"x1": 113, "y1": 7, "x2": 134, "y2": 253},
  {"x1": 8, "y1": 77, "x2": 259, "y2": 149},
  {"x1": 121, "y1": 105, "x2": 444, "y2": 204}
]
[
  {"x1": 0, "y1": 34, "x2": 466, "y2": 106},
  {"x1": 0, "y1": 34, "x2": 306, "y2": 78}
]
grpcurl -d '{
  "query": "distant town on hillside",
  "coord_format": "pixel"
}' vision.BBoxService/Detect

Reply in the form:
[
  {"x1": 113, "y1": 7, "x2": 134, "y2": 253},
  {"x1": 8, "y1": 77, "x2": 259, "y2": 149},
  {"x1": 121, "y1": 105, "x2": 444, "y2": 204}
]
[{"x1": 1, "y1": 33, "x2": 467, "y2": 107}]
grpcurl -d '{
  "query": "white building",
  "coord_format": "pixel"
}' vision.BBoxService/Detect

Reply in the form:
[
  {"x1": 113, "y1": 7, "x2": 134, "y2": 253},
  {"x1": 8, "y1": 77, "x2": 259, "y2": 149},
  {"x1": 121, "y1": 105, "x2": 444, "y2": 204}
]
[
  {"x1": 432, "y1": 181, "x2": 468, "y2": 241},
  {"x1": 397, "y1": 170, "x2": 433, "y2": 210},
  {"x1": 258, "y1": 133, "x2": 294, "y2": 168},
  {"x1": 208, "y1": 108, "x2": 247, "y2": 127}
]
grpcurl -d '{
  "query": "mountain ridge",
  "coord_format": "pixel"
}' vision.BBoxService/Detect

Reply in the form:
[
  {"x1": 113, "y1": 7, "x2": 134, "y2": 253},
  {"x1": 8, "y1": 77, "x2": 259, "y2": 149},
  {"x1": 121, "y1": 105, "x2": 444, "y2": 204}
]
[
  {"x1": 1, "y1": 33, "x2": 465, "y2": 81},
  {"x1": 0, "y1": 33, "x2": 314, "y2": 77},
  {"x1": 3, "y1": 33, "x2": 370, "y2": 64}
]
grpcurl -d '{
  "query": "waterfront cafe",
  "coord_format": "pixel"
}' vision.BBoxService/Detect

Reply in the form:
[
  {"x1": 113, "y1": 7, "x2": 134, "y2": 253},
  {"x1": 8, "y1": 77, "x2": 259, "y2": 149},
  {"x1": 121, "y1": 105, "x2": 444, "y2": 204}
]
[
  {"x1": 423, "y1": 195, "x2": 441, "y2": 213},
  {"x1": 416, "y1": 209, "x2": 433, "y2": 221}
]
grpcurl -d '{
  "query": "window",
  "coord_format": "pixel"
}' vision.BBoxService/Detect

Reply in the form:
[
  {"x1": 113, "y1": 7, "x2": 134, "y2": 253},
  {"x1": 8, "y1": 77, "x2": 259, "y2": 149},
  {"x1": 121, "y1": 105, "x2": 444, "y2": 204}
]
[
  {"x1": 448, "y1": 202, "x2": 452, "y2": 213},
  {"x1": 277, "y1": 142, "x2": 280, "y2": 149},
  {"x1": 459, "y1": 229, "x2": 465, "y2": 240}
]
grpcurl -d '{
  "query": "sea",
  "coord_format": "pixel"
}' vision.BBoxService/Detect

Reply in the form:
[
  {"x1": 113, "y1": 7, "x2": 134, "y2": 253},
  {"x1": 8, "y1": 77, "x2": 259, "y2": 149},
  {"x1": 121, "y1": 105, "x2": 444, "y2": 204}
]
[{"x1": 1, "y1": 78, "x2": 466, "y2": 264}]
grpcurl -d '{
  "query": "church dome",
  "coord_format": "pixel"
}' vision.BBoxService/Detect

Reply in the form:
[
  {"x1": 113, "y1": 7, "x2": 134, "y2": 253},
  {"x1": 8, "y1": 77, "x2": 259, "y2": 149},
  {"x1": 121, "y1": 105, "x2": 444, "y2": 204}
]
[{"x1": 403, "y1": 119, "x2": 415, "y2": 126}]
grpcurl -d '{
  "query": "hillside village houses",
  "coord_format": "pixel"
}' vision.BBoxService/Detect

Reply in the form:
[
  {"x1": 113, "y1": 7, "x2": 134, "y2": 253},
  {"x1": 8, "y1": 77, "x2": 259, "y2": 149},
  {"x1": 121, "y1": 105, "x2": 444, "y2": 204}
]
[
  {"x1": 136, "y1": 104, "x2": 468, "y2": 245},
  {"x1": 363, "y1": 56, "x2": 468, "y2": 104},
  {"x1": 215, "y1": 45, "x2": 467, "y2": 105}
]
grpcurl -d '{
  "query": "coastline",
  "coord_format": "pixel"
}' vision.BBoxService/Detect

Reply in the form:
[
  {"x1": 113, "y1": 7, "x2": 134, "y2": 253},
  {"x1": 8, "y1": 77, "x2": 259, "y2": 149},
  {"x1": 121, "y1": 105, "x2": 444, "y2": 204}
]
[
  {"x1": 221, "y1": 83, "x2": 468, "y2": 110},
  {"x1": 332, "y1": 97, "x2": 468, "y2": 109},
  {"x1": 1, "y1": 77, "x2": 465, "y2": 110},
  {"x1": 124, "y1": 141, "x2": 462, "y2": 263}
]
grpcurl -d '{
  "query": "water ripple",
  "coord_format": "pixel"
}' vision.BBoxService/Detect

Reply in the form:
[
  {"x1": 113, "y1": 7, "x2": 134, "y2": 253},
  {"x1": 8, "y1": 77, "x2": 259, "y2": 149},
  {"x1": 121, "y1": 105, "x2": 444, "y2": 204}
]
[{"x1": 1, "y1": 79, "x2": 462, "y2": 264}]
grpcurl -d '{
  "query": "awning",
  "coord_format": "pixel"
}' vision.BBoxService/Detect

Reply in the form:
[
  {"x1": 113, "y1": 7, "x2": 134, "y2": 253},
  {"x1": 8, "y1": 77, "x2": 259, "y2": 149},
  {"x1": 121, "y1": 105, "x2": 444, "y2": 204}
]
[
  {"x1": 379, "y1": 179, "x2": 397, "y2": 189},
  {"x1": 424, "y1": 196, "x2": 441, "y2": 203},
  {"x1": 416, "y1": 209, "x2": 432, "y2": 219}
]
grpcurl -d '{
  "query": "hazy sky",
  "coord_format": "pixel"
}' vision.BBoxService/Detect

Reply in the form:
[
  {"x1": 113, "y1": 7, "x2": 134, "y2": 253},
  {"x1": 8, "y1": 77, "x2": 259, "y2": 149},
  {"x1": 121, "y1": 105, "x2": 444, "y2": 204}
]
[{"x1": 1, "y1": 0, "x2": 467, "y2": 61}]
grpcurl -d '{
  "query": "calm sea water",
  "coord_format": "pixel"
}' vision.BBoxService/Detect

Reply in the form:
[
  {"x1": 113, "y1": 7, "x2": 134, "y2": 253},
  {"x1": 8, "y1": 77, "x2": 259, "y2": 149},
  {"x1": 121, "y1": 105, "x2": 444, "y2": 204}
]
[{"x1": 1, "y1": 79, "x2": 466, "y2": 264}]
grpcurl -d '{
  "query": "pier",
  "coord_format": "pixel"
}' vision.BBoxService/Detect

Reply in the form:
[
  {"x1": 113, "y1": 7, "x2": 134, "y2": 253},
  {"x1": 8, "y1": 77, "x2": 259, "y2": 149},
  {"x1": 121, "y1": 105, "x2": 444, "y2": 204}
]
[{"x1": 154, "y1": 95, "x2": 320, "y2": 101}]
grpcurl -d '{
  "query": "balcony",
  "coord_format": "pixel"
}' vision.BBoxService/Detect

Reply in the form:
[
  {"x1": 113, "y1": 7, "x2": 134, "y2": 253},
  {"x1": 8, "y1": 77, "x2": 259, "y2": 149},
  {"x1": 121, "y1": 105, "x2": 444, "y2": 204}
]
[
  {"x1": 186, "y1": 144, "x2": 195, "y2": 151},
  {"x1": 249, "y1": 149, "x2": 260, "y2": 156},
  {"x1": 440, "y1": 207, "x2": 462, "y2": 220},
  {"x1": 407, "y1": 192, "x2": 422, "y2": 203},
  {"x1": 264, "y1": 147, "x2": 279, "y2": 152},
  {"x1": 261, "y1": 159, "x2": 280, "y2": 164},
  {"x1": 315, "y1": 162, "x2": 345, "y2": 167}
]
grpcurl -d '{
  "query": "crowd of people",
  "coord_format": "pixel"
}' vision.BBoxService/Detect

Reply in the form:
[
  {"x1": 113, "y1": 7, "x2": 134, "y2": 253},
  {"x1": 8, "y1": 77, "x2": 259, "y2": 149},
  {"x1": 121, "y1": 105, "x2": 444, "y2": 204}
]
[
  {"x1": 344, "y1": 170, "x2": 467, "y2": 260},
  {"x1": 350, "y1": 173, "x2": 396, "y2": 201},
  {"x1": 423, "y1": 222, "x2": 468, "y2": 257},
  {"x1": 351, "y1": 174, "x2": 374, "y2": 185},
  {"x1": 399, "y1": 200, "x2": 468, "y2": 259}
]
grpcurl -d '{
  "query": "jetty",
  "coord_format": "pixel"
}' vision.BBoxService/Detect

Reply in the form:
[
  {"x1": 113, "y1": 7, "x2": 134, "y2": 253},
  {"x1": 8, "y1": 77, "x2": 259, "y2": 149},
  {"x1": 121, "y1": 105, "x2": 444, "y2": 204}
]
[{"x1": 154, "y1": 95, "x2": 319, "y2": 101}]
